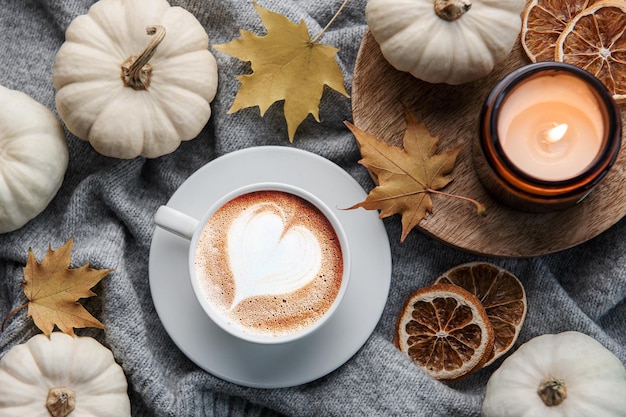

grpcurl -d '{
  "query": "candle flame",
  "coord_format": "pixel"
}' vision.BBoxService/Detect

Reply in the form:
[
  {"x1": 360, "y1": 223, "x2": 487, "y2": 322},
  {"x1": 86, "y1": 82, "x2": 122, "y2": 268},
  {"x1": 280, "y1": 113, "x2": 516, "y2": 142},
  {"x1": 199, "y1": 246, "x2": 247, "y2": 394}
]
[{"x1": 544, "y1": 123, "x2": 568, "y2": 143}]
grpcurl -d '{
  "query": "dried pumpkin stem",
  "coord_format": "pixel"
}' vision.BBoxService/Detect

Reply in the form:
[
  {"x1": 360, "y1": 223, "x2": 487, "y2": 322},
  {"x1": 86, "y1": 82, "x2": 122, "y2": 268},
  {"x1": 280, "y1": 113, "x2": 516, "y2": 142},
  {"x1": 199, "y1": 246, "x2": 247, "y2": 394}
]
[
  {"x1": 434, "y1": 0, "x2": 471, "y2": 21},
  {"x1": 537, "y1": 377, "x2": 567, "y2": 407},
  {"x1": 46, "y1": 387, "x2": 76, "y2": 417},
  {"x1": 121, "y1": 25, "x2": 166, "y2": 90}
]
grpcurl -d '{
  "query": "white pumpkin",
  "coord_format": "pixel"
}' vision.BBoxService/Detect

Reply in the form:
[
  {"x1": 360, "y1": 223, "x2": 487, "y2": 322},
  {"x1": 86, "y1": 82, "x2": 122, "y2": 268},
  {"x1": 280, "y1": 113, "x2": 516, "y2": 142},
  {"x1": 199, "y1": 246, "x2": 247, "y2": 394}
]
[
  {"x1": 482, "y1": 331, "x2": 626, "y2": 417},
  {"x1": 0, "y1": 85, "x2": 68, "y2": 234},
  {"x1": 365, "y1": 0, "x2": 525, "y2": 85},
  {"x1": 0, "y1": 333, "x2": 131, "y2": 417},
  {"x1": 52, "y1": 0, "x2": 218, "y2": 159}
]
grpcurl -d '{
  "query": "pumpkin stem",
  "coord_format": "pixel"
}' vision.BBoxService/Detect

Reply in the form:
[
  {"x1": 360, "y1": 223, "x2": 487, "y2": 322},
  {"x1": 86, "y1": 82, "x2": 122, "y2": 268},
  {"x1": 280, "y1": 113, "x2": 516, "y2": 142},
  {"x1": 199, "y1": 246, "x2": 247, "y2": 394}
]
[
  {"x1": 46, "y1": 387, "x2": 76, "y2": 417},
  {"x1": 434, "y1": 0, "x2": 471, "y2": 21},
  {"x1": 538, "y1": 377, "x2": 567, "y2": 407},
  {"x1": 121, "y1": 25, "x2": 166, "y2": 90}
]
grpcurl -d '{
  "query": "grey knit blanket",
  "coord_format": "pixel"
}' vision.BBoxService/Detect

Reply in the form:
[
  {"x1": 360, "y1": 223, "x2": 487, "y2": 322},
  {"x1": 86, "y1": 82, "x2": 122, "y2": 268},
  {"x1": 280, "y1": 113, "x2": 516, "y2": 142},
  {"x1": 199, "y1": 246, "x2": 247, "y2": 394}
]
[{"x1": 1, "y1": 0, "x2": 625, "y2": 416}]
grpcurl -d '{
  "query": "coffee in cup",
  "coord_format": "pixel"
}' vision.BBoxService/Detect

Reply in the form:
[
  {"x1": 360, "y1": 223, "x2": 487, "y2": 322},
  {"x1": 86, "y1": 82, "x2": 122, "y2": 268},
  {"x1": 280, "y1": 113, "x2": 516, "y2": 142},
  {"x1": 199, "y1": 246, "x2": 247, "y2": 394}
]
[{"x1": 154, "y1": 183, "x2": 350, "y2": 344}]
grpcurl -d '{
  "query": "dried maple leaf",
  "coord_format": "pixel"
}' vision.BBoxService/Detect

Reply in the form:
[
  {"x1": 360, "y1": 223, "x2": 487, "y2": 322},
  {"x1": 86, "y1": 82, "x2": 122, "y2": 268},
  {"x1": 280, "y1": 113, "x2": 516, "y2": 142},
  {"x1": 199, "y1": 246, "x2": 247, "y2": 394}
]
[
  {"x1": 213, "y1": 1, "x2": 349, "y2": 141},
  {"x1": 345, "y1": 110, "x2": 484, "y2": 242},
  {"x1": 2, "y1": 238, "x2": 110, "y2": 336}
]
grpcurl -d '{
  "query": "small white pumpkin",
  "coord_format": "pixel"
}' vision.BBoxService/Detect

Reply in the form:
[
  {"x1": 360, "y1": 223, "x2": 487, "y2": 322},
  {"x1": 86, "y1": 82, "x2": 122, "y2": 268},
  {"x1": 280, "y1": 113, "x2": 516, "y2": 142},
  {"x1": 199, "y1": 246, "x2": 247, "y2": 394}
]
[
  {"x1": 482, "y1": 331, "x2": 626, "y2": 417},
  {"x1": 0, "y1": 333, "x2": 131, "y2": 417},
  {"x1": 0, "y1": 85, "x2": 68, "y2": 234},
  {"x1": 365, "y1": 0, "x2": 525, "y2": 85},
  {"x1": 53, "y1": 0, "x2": 218, "y2": 159}
]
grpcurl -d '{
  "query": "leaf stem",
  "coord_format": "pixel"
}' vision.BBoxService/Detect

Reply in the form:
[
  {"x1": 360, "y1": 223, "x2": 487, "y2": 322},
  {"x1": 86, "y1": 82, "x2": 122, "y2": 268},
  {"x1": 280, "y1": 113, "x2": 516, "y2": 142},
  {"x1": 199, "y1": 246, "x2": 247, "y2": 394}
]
[
  {"x1": 426, "y1": 188, "x2": 486, "y2": 215},
  {"x1": 1, "y1": 301, "x2": 28, "y2": 332},
  {"x1": 310, "y1": 0, "x2": 350, "y2": 44},
  {"x1": 363, "y1": 187, "x2": 485, "y2": 216}
]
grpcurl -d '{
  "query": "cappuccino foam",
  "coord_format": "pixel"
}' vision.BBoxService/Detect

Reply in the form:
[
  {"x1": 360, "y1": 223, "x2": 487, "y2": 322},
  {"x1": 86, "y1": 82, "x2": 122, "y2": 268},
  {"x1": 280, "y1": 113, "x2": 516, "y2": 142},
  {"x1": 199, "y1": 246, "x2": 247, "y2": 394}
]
[{"x1": 195, "y1": 190, "x2": 343, "y2": 337}]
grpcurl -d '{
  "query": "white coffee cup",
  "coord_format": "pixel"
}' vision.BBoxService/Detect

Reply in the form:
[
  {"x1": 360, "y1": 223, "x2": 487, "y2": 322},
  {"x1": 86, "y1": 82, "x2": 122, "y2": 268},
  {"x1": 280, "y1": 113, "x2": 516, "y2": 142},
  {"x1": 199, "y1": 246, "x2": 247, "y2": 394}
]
[{"x1": 154, "y1": 182, "x2": 350, "y2": 344}]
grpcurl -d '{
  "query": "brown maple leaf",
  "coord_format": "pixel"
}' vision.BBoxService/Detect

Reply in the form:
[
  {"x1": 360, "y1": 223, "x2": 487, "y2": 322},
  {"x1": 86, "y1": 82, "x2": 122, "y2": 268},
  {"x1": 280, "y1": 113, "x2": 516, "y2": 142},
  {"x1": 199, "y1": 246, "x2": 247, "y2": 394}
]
[
  {"x1": 213, "y1": 1, "x2": 349, "y2": 141},
  {"x1": 345, "y1": 109, "x2": 484, "y2": 242},
  {"x1": 2, "y1": 238, "x2": 110, "y2": 336}
]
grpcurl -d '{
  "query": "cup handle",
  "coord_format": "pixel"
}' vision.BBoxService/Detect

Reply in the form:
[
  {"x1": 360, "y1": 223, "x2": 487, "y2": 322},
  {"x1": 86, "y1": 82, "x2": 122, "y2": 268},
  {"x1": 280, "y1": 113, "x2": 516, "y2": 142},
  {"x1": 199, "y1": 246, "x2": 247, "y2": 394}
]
[{"x1": 154, "y1": 206, "x2": 199, "y2": 240}]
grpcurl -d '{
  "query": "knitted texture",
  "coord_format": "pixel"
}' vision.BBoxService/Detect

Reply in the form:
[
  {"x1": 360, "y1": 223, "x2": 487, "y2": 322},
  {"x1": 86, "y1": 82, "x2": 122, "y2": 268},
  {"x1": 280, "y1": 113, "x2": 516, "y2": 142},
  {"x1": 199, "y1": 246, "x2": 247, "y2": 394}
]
[{"x1": 1, "y1": 0, "x2": 625, "y2": 416}]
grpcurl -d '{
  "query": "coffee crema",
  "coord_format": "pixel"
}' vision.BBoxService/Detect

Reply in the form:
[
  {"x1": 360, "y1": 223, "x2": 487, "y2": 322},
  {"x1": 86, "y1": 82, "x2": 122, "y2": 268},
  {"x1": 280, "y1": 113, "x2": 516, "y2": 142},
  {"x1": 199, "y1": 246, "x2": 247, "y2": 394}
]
[{"x1": 195, "y1": 190, "x2": 344, "y2": 337}]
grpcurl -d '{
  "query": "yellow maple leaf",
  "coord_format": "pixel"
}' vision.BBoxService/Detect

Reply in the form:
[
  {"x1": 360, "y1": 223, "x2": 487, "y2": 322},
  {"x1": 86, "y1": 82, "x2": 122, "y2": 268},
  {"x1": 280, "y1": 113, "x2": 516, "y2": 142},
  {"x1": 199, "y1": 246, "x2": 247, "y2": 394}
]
[
  {"x1": 345, "y1": 110, "x2": 484, "y2": 242},
  {"x1": 213, "y1": 1, "x2": 349, "y2": 141},
  {"x1": 3, "y1": 238, "x2": 110, "y2": 336}
]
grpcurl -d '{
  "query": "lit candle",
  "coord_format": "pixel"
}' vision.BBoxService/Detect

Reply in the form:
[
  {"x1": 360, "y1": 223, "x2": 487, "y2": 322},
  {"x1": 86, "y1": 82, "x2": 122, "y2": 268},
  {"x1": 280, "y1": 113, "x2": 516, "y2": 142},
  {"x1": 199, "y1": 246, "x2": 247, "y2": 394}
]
[
  {"x1": 497, "y1": 73, "x2": 604, "y2": 181},
  {"x1": 475, "y1": 62, "x2": 622, "y2": 212}
]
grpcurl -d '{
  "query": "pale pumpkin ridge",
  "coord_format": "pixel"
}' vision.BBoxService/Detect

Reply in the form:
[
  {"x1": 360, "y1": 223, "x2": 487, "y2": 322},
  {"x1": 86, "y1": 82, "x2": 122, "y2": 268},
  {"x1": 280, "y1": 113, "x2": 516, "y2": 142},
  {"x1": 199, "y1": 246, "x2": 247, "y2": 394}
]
[{"x1": 2, "y1": 344, "x2": 41, "y2": 386}]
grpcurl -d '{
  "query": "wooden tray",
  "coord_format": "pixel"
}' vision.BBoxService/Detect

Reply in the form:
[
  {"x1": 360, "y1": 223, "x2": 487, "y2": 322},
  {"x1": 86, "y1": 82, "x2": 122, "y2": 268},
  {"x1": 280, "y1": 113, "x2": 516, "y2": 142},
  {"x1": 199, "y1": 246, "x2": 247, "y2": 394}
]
[{"x1": 351, "y1": 30, "x2": 626, "y2": 258}]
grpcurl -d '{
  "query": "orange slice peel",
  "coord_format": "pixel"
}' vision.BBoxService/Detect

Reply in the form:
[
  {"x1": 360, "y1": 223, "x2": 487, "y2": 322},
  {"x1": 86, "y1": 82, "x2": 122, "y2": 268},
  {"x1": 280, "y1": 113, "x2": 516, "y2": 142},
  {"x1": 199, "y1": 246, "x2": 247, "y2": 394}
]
[
  {"x1": 555, "y1": 1, "x2": 626, "y2": 102},
  {"x1": 434, "y1": 262, "x2": 527, "y2": 367},
  {"x1": 521, "y1": 0, "x2": 600, "y2": 63},
  {"x1": 522, "y1": 0, "x2": 626, "y2": 102},
  {"x1": 395, "y1": 283, "x2": 495, "y2": 381}
]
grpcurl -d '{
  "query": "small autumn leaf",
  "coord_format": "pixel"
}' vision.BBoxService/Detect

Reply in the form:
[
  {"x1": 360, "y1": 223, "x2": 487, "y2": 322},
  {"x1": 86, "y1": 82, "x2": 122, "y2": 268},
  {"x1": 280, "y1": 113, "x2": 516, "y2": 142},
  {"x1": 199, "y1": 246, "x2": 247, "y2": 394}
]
[
  {"x1": 213, "y1": 1, "x2": 349, "y2": 141},
  {"x1": 2, "y1": 238, "x2": 110, "y2": 336},
  {"x1": 345, "y1": 109, "x2": 485, "y2": 242}
]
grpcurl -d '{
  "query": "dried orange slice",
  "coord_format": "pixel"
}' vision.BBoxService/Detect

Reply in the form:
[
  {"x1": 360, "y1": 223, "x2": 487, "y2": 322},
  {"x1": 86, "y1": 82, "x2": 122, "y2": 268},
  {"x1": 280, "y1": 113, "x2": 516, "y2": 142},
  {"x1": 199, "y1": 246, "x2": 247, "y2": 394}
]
[
  {"x1": 521, "y1": 0, "x2": 601, "y2": 62},
  {"x1": 555, "y1": 1, "x2": 626, "y2": 102},
  {"x1": 434, "y1": 262, "x2": 527, "y2": 367},
  {"x1": 395, "y1": 284, "x2": 494, "y2": 381}
]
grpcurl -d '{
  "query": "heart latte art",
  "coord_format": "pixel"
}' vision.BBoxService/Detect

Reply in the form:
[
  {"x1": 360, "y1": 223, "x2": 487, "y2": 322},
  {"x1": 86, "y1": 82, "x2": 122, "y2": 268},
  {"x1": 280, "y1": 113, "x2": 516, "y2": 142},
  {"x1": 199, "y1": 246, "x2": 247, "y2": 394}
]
[
  {"x1": 227, "y1": 203, "x2": 322, "y2": 308},
  {"x1": 195, "y1": 190, "x2": 344, "y2": 337}
]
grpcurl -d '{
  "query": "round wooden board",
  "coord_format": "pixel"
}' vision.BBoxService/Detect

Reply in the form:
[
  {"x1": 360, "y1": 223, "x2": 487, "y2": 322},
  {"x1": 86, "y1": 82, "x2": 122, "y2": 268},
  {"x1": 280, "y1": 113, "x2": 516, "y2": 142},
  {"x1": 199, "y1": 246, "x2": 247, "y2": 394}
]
[{"x1": 351, "y1": 30, "x2": 626, "y2": 258}]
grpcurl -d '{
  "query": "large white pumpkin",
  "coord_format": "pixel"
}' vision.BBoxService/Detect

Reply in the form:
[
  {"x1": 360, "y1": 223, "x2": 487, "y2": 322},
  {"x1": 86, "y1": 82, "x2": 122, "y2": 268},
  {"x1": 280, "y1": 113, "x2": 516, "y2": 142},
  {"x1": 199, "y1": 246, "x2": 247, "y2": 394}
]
[
  {"x1": 483, "y1": 331, "x2": 626, "y2": 417},
  {"x1": 53, "y1": 0, "x2": 218, "y2": 159},
  {"x1": 0, "y1": 333, "x2": 131, "y2": 417},
  {"x1": 366, "y1": 0, "x2": 525, "y2": 85},
  {"x1": 0, "y1": 85, "x2": 68, "y2": 234}
]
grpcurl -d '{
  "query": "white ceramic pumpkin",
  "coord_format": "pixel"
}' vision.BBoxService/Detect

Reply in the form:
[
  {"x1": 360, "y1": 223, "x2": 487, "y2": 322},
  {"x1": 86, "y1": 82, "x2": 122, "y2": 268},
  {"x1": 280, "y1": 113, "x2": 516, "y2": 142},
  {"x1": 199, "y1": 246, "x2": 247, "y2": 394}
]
[
  {"x1": 365, "y1": 0, "x2": 525, "y2": 85},
  {"x1": 482, "y1": 331, "x2": 626, "y2": 417},
  {"x1": 0, "y1": 333, "x2": 131, "y2": 417},
  {"x1": 52, "y1": 0, "x2": 218, "y2": 159},
  {"x1": 0, "y1": 85, "x2": 68, "y2": 234}
]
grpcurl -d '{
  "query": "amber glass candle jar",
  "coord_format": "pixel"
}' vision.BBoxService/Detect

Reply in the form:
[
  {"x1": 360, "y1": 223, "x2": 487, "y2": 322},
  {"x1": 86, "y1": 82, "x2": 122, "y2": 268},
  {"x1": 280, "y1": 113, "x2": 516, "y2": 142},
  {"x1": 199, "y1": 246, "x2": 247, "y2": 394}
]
[{"x1": 475, "y1": 62, "x2": 622, "y2": 212}]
